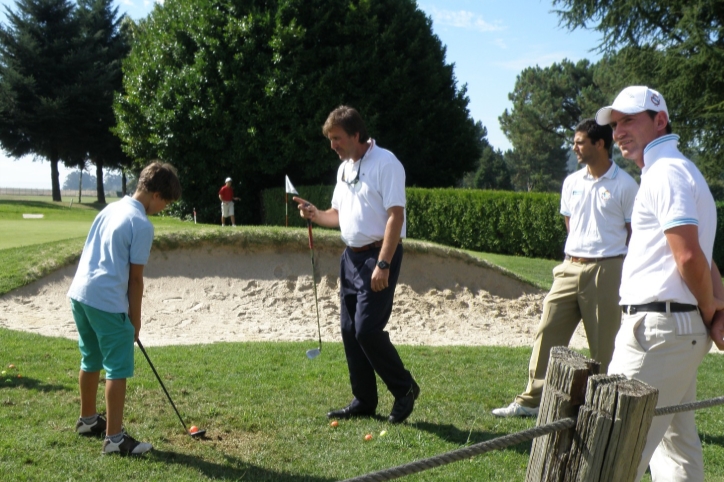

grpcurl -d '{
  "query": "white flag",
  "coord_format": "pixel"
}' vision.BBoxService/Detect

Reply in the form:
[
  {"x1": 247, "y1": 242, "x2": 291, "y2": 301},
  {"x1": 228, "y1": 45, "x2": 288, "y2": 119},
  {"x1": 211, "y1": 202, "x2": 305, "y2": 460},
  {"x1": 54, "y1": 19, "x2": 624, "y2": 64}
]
[{"x1": 285, "y1": 175, "x2": 299, "y2": 195}]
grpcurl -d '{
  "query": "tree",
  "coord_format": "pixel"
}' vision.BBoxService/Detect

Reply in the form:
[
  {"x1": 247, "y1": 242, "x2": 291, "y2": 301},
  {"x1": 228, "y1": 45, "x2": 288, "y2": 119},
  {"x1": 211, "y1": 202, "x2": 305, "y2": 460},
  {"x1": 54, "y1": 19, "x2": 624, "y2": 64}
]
[
  {"x1": 499, "y1": 59, "x2": 609, "y2": 192},
  {"x1": 0, "y1": 0, "x2": 88, "y2": 201},
  {"x1": 74, "y1": 0, "x2": 131, "y2": 204},
  {"x1": 554, "y1": 0, "x2": 724, "y2": 197},
  {"x1": 114, "y1": 0, "x2": 481, "y2": 223},
  {"x1": 460, "y1": 122, "x2": 512, "y2": 190}
]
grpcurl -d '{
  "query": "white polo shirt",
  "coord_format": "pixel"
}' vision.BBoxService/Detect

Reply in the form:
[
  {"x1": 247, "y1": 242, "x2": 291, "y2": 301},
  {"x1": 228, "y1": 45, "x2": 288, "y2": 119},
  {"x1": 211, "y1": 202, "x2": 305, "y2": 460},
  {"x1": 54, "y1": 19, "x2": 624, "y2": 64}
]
[
  {"x1": 331, "y1": 139, "x2": 406, "y2": 247},
  {"x1": 561, "y1": 162, "x2": 638, "y2": 258},
  {"x1": 619, "y1": 134, "x2": 717, "y2": 305}
]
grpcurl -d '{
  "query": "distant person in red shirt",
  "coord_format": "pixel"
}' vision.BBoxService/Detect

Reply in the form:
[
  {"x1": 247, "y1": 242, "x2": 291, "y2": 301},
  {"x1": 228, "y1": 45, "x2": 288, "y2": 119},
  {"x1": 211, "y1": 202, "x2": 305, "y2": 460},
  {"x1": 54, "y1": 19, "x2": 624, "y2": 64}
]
[{"x1": 218, "y1": 177, "x2": 240, "y2": 226}]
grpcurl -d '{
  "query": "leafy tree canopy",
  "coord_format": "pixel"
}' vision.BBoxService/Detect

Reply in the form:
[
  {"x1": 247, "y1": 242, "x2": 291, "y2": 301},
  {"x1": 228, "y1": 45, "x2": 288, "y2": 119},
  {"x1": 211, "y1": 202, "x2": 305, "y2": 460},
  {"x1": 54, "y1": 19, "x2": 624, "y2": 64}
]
[
  {"x1": 114, "y1": 0, "x2": 482, "y2": 223},
  {"x1": 499, "y1": 58, "x2": 608, "y2": 192},
  {"x1": 554, "y1": 0, "x2": 724, "y2": 196}
]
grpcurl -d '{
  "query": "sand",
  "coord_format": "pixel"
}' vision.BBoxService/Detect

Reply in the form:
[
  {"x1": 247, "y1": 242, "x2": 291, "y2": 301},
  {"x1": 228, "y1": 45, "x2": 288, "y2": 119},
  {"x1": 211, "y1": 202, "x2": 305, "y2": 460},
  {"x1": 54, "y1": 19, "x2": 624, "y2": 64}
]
[{"x1": 0, "y1": 244, "x2": 591, "y2": 349}]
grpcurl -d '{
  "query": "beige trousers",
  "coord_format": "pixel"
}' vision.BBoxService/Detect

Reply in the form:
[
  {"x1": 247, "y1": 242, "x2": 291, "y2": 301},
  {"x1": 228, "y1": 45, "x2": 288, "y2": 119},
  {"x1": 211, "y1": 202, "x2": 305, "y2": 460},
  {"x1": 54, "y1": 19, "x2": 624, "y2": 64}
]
[
  {"x1": 515, "y1": 257, "x2": 623, "y2": 408},
  {"x1": 609, "y1": 310, "x2": 711, "y2": 482}
]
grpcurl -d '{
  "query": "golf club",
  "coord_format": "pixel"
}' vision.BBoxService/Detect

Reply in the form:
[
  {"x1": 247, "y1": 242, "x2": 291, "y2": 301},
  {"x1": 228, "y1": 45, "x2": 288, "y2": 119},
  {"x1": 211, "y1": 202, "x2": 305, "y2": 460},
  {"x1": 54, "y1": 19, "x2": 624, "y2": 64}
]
[
  {"x1": 306, "y1": 217, "x2": 323, "y2": 359},
  {"x1": 136, "y1": 339, "x2": 206, "y2": 438}
]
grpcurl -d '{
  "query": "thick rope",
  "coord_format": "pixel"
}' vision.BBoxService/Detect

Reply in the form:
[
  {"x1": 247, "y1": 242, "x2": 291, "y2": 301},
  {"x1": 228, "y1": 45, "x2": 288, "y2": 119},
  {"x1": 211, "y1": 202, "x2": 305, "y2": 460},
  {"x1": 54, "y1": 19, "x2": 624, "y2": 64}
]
[
  {"x1": 341, "y1": 395, "x2": 724, "y2": 482},
  {"x1": 339, "y1": 417, "x2": 576, "y2": 482},
  {"x1": 654, "y1": 394, "x2": 724, "y2": 416}
]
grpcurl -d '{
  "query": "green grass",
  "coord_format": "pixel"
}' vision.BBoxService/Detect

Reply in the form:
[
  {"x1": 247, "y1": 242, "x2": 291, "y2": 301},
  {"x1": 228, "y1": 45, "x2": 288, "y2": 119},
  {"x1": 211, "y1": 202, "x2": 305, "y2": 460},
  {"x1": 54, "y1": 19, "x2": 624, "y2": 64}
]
[
  {"x1": 2, "y1": 329, "x2": 724, "y2": 481},
  {"x1": 466, "y1": 250, "x2": 559, "y2": 291},
  {"x1": 3, "y1": 197, "x2": 724, "y2": 480}
]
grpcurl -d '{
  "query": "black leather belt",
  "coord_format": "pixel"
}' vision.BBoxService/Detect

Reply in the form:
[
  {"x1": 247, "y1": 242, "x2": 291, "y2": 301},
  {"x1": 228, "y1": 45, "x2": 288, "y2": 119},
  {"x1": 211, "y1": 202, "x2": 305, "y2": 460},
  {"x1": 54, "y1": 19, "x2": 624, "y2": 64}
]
[
  {"x1": 622, "y1": 302, "x2": 698, "y2": 315},
  {"x1": 349, "y1": 240, "x2": 402, "y2": 253}
]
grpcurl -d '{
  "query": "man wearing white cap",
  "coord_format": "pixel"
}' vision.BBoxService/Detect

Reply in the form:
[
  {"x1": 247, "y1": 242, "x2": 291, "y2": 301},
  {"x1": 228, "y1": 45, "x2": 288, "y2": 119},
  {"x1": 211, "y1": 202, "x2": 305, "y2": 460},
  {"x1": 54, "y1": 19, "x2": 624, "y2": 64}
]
[
  {"x1": 596, "y1": 86, "x2": 724, "y2": 481},
  {"x1": 218, "y1": 177, "x2": 240, "y2": 226}
]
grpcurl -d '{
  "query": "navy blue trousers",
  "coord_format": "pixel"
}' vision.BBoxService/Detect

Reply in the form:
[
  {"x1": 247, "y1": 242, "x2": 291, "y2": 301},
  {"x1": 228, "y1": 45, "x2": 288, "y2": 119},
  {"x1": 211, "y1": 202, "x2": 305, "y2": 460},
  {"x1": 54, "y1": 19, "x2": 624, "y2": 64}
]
[{"x1": 339, "y1": 243, "x2": 413, "y2": 408}]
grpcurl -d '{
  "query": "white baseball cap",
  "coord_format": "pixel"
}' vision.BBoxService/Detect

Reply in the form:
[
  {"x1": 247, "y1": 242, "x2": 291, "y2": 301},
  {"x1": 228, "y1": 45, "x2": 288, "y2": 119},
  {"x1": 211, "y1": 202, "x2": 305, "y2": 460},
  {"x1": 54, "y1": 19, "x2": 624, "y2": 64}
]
[
  {"x1": 225, "y1": 177, "x2": 232, "y2": 183},
  {"x1": 595, "y1": 86, "x2": 668, "y2": 125}
]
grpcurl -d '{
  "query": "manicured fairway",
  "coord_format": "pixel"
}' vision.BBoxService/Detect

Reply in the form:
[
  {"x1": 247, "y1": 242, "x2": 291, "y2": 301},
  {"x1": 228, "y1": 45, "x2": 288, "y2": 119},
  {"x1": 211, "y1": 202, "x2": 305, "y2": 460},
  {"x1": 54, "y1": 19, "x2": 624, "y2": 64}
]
[{"x1": 0, "y1": 220, "x2": 92, "y2": 249}]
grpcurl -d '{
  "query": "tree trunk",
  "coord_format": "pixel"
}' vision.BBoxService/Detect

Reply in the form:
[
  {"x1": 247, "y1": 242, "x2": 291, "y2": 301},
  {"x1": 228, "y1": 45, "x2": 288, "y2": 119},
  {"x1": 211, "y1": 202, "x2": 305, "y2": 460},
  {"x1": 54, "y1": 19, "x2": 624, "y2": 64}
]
[
  {"x1": 51, "y1": 155, "x2": 61, "y2": 202},
  {"x1": 95, "y1": 159, "x2": 106, "y2": 204},
  {"x1": 78, "y1": 165, "x2": 83, "y2": 204},
  {"x1": 122, "y1": 170, "x2": 127, "y2": 196}
]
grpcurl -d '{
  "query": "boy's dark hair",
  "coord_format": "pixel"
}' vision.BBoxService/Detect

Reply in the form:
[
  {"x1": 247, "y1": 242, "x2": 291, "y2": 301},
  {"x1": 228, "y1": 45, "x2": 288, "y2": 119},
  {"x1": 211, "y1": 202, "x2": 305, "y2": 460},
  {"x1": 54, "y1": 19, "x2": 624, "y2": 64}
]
[
  {"x1": 137, "y1": 161, "x2": 182, "y2": 201},
  {"x1": 322, "y1": 105, "x2": 369, "y2": 143},
  {"x1": 646, "y1": 110, "x2": 673, "y2": 134},
  {"x1": 575, "y1": 118, "x2": 613, "y2": 151}
]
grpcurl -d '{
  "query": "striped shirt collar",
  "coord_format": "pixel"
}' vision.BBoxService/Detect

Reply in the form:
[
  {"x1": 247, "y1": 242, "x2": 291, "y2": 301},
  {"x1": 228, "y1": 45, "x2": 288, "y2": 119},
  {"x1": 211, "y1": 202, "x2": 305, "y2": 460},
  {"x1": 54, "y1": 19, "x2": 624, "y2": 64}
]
[
  {"x1": 582, "y1": 160, "x2": 619, "y2": 180},
  {"x1": 642, "y1": 134, "x2": 680, "y2": 174}
]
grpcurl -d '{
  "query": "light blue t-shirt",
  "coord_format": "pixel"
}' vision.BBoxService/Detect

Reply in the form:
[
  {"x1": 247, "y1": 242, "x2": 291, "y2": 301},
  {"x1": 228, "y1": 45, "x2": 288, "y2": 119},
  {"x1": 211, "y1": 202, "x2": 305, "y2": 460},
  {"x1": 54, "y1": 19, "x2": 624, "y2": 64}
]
[{"x1": 67, "y1": 196, "x2": 154, "y2": 314}]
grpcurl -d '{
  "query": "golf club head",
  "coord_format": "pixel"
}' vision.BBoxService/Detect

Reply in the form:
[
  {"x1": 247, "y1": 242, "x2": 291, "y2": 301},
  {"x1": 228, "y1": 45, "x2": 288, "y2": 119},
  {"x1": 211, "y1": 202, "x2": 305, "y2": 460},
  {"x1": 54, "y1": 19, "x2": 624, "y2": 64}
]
[
  {"x1": 189, "y1": 429, "x2": 207, "y2": 438},
  {"x1": 306, "y1": 348, "x2": 321, "y2": 359}
]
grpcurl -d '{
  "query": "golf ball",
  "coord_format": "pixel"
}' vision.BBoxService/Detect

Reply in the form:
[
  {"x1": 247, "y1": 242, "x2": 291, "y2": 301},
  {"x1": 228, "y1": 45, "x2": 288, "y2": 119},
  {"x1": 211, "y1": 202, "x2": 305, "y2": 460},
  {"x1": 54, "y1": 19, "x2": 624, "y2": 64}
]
[
  {"x1": 364, "y1": 434, "x2": 373, "y2": 441},
  {"x1": 330, "y1": 420, "x2": 339, "y2": 428},
  {"x1": 189, "y1": 426, "x2": 198, "y2": 434}
]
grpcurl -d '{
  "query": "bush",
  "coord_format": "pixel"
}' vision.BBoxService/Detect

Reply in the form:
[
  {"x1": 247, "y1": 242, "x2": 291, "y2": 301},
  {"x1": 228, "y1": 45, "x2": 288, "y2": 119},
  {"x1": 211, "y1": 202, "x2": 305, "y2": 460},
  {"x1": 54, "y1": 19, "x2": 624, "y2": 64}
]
[
  {"x1": 263, "y1": 186, "x2": 567, "y2": 258},
  {"x1": 405, "y1": 188, "x2": 566, "y2": 259},
  {"x1": 261, "y1": 185, "x2": 334, "y2": 228},
  {"x1": 262, "y1": 188, "x2": 724, "y2": 264}
]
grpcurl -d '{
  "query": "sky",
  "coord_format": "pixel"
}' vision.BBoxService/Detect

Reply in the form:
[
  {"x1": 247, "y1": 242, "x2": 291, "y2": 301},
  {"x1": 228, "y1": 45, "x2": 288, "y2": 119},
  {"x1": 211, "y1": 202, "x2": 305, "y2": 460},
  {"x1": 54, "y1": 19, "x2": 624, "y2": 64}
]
[{"x1": 0, "y1": 0, "x2": 604, "y2": 188}]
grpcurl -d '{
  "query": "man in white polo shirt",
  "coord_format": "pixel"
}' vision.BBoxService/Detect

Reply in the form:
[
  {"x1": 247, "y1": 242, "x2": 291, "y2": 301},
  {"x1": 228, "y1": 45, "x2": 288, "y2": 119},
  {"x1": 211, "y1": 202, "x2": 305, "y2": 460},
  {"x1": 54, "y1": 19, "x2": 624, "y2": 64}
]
[
  {"x1": 493, "y1": 119, "x2": 638, "y2": 417},
  {"x1": 597, "y1": 86, "x2": 724, "y2": 481},
  {"x1": 293, "y1": 105, "x2": 419, "y2": 424}
]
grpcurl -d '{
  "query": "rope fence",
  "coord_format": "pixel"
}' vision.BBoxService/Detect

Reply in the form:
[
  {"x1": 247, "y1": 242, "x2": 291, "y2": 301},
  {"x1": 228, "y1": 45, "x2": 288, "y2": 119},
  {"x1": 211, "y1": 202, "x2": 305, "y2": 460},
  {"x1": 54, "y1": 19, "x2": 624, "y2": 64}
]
[{"x1": 341, "y1": 394, "x2": 724, "y2": 482}]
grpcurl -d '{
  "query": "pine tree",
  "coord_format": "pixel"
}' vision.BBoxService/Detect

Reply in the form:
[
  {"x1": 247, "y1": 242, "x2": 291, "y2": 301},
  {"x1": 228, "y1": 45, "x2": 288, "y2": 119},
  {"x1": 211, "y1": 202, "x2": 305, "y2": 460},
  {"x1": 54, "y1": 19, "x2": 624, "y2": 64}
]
[{"x1": 0, "y1": 0, "x2": 86, "y2": 201}]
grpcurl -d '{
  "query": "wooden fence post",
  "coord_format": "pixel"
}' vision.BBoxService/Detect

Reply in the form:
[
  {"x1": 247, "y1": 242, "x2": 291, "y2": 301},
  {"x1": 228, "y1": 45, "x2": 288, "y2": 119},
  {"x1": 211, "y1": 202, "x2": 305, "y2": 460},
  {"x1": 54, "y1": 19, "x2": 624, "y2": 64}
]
[
  {"x1": 526, "y1": 347, "x2": 599, "y2": 481},
  {"x1": 526, "y1": 346, "x2": 658, "y2": 482}
]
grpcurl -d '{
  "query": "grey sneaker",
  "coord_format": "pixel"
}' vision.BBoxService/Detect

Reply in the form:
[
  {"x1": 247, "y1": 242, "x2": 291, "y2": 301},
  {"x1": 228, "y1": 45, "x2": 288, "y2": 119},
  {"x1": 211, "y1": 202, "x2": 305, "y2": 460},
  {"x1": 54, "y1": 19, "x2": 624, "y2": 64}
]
[
  {"x1": 491, "y1": 402, "x2": 539, "y2": 418},
  {"x1": 75, "y1": 415, "x2": 107, "y2": 436},
  {"x1": 102, "y1": 431, "x2": 153, "y2": 456}
]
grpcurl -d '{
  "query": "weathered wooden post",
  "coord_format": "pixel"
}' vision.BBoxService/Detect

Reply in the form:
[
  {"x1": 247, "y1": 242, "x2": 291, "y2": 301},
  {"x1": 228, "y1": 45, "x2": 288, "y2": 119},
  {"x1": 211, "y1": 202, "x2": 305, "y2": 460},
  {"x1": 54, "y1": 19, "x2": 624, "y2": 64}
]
[
  {"x1": 526, "y1": 347, "x2": 599, "y2": 481},
  {"x1": 526, "y1": 347, "x2": 658, "y2": 482}
]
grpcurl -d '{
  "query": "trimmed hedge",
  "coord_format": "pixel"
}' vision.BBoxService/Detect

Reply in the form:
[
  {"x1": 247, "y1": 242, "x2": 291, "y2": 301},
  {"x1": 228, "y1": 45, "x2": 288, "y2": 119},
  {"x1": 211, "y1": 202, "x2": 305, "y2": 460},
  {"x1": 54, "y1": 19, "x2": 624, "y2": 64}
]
[
  {"x1": 405, "y1": 188, "x2": 567, "y2": 259},
  {"x1": 261, "y1": 187, "x2": 724, "y2": 265},
  {"x1": 261, "y1": 185, "x2": 334, "y2": 229}
]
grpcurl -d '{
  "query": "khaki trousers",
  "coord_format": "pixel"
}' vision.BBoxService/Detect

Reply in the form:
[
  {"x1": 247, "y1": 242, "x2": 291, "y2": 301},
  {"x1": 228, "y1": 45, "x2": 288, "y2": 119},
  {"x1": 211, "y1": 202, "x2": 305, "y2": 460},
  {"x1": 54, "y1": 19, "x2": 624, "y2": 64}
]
[
  {"x1": 515, "y1": 257, "x2": 623, "y2": 408},
  {"x1": 609, "y1": 310, "x2": 711, "y2": 482}
]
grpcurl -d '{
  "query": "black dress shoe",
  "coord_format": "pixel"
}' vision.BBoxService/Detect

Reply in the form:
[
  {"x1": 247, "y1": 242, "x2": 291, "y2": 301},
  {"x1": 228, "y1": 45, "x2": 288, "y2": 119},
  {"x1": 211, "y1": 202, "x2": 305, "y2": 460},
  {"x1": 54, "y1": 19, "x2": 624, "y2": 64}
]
[
  {"x1": 327, "y1": 403, "x2": 376, "y2": 420},
  {"x1": 388, "y1": 381, "x2": 420, "y2": 424}
]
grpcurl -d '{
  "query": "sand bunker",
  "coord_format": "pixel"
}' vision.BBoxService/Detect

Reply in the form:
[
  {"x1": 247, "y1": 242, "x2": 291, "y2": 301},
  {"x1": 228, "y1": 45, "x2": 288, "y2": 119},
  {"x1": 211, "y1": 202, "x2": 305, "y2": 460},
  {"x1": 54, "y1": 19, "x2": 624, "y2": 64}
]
[{"x1": 0, "y1": 243, "x2": 591, "y2": 349}]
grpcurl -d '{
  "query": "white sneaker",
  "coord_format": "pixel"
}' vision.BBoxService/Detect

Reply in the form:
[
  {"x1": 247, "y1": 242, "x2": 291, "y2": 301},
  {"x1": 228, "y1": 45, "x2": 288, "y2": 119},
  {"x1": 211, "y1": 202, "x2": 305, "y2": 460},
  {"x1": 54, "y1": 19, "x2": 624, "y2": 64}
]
[
  {"x1": 491, "y1": 402, "x2": 539, "y2": 418},
  {"x1": 102, "y1": 431, "x2": 153, "y2": 456}
]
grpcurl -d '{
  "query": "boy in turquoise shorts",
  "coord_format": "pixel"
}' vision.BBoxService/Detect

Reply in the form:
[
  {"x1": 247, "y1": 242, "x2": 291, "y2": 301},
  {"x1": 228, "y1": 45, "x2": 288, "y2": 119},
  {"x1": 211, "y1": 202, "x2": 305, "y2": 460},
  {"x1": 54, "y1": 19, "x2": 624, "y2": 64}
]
[{"x1": 67, "y1": 162, "x2": 181, "y2": 456}]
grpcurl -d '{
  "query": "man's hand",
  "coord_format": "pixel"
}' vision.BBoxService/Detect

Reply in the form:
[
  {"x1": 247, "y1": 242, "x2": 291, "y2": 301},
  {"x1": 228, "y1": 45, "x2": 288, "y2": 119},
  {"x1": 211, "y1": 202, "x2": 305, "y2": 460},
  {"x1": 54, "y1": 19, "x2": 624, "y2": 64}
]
[
  {"x1": 371, "y1": 266, "x2": 390, "y2": 292},
  {"x1": 293, "y1": 196, "x2": 316, "y2": 221},
  {"x1": 710, "y1": 311, "x2": 724, "y2": 350}
]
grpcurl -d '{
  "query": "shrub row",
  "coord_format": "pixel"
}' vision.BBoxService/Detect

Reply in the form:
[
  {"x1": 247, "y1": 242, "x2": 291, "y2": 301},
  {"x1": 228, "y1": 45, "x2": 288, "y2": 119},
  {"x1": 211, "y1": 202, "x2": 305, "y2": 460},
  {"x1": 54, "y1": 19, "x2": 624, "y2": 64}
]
[{"x1": 262, "y1": 186, "x2": 724, "y2": 265}]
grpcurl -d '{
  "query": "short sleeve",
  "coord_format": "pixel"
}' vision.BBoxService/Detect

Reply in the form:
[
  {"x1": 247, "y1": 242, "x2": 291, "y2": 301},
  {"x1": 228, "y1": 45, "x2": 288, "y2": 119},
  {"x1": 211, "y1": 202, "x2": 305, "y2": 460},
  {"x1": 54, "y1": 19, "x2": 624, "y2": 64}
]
[{"x1": 129, "y1": 222, "x2": 155, "y2": 265}]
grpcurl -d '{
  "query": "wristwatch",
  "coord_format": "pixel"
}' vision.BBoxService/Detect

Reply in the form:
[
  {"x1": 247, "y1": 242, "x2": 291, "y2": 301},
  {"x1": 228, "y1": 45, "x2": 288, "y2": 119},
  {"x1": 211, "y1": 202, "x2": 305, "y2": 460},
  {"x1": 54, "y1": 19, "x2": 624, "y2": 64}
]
[{"x1": 377, "y1": 260, "x2": 390, "y2": 270}]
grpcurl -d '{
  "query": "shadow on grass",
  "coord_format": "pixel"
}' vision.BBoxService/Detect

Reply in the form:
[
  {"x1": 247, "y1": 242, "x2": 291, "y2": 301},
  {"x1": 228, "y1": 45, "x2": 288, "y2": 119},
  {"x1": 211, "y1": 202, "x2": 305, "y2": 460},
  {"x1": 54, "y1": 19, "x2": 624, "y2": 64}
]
[
  {"x1": 412, "y1": 421, "x2": 532, "y2": 456},
  {"x1": 152, "y1": 449, "x2": 336, "y2": 481},
  {"x1": 701, "y1": 432, "x2": 724, "y2": 448},
  {"x1": 0, "y1": 376, "x2": 67, "y2": 392}
]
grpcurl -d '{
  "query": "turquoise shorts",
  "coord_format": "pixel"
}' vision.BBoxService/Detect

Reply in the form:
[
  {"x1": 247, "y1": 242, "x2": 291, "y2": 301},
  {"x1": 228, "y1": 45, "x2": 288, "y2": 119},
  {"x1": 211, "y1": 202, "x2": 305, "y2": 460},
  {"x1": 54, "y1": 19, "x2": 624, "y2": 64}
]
[{"x1": 70, "y1": 299, "x2": 135, "y2": 379}]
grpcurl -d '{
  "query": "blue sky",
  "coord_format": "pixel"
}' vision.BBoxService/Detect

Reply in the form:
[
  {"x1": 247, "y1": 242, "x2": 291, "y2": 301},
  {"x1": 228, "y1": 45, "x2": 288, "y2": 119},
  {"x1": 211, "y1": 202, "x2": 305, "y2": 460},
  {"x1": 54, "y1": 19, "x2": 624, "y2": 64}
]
[{"x1": 0, "y1": 0, "x2": 603, "y2": 188}]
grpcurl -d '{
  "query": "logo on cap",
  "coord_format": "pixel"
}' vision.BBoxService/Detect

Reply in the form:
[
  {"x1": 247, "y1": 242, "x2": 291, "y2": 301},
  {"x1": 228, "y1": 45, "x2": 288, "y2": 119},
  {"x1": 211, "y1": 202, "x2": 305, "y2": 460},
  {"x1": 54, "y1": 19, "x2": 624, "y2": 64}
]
[{"x1": 651, "y1": 94, "x2": 660, "y2": 106}]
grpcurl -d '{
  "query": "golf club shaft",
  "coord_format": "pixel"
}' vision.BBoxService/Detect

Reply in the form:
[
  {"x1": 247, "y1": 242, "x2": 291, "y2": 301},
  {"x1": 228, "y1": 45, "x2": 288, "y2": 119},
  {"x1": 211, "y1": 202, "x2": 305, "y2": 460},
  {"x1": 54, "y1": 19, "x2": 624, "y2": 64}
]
[
  {"x1": 307, "y1": 220, "x2": 322, "y2": 349},
  {"x1": 136, "y1": 339, "x2": 190, "y2": 433}
]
